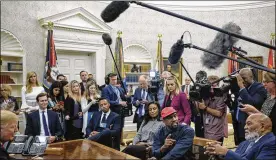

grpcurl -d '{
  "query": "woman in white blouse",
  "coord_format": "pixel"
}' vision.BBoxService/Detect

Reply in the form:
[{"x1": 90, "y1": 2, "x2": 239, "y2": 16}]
[
  {"x1": 81, "y1": 82, "x2": 101, "y2": 135},
  {"x1": 21, "y1": 71, "x2": 45, "y2": 113}
]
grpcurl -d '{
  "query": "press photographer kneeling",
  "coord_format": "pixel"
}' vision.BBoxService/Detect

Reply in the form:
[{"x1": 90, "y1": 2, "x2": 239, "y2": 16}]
[{"x1": 195, "y1": 75, "x2": 228, "y2": 143}]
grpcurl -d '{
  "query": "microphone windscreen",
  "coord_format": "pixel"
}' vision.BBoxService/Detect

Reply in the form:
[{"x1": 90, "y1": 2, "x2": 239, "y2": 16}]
[
  {"x1": 101, "y1": 1, "x2": 130, "y2": 23},
  {"x1": 201, "y1": 22, "x2": 242, "y2": 69},
  {"x1": 168, "y1": 39, "x2": 185, "y2": 64},
  {"x1": 102, "y1": 33, "x2": 112, "y2": 45}
]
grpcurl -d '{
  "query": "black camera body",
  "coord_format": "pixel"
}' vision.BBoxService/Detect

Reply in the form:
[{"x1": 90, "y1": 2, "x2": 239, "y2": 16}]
[
  {"x1": 189, "y1": 80, "x2": 211, "y2": 101},
  {"x1": 222, "y1": 75, "x2": 240, "y2": 94}
]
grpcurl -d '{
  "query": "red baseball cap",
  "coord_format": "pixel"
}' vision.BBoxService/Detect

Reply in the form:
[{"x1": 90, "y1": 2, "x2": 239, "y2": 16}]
[{"x1": 161, "y1": 107, "x2": 176, "y2": 119}]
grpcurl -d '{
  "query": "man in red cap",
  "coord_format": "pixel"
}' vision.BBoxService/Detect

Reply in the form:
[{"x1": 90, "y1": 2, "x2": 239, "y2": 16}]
[{"x1": 150, "y1": 107, "x2": 195, "y2": 160}]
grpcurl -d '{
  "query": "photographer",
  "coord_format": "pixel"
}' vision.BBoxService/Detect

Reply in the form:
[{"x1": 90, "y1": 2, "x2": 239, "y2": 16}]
[
  {"x1": 196, "y1": 75, "x2": 228, "y2": 143},
  {"x1": 132, "y1": 75, "x2": 154, "y2": 131},
  {"x1": 233, "y1": 68, "x2": 267, "y2": 144}
]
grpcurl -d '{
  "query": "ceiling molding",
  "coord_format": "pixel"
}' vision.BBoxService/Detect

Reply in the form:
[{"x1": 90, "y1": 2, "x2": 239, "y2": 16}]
[{"x1": 100, "y1": 1, "x2": 275, "y2": 11}]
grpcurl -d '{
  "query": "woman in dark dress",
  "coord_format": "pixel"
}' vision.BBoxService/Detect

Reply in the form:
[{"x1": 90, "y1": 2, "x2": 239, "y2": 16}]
[
  {"x1": 64, "y1": 80, "x2": 83, "y2": 140},
  {"x1": 48, "y1": 81, "x2": 65, "y2": 134}
]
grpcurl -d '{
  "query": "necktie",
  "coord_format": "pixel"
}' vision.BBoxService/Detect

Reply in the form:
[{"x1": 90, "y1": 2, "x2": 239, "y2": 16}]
[
  {"x1": 139, "y1": 89, "x2": 145, "y2": 117},
  {"x1": 101, "y1": 113, "x2": 107, "y2": 123},
  {"x1": 42, "y1": 111, "x2": 50, "y2": 136},
  {"x1": 185, "y1": 85, "x2": 189, "y2": 94}
]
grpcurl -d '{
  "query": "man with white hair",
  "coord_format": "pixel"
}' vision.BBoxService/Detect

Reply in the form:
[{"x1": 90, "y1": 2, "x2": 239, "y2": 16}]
[
  {"x1": 205, "y1": 113, "x2": 276, "y2": 160},
  {"x1": 132, "y1": 75, "x2": 154, "y2": 131}
]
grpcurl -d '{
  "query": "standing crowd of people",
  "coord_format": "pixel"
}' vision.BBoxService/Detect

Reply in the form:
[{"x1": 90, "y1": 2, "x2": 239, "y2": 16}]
[{"x1": 1, "y1": 66, "x2": 276, "y2": 160}]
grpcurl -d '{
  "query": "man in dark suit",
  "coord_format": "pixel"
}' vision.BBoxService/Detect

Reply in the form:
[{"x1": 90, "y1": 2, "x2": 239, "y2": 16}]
[
  {"x1": 79, "y1": 70, "x2": 88, "y2": 95},
  {"x1": 101, "y1": 73, "x2": 128, "y2": 146},
  {"x1": 101, "y1": 73, "x2": 128, "y2": 114},
  {"x1": 25, "y1": 93, "x2": 63, "y2": 143},
  {"x1": 233, "y1": 68, "x2": 267, "y2": 145},
  {"x1": 181, "y1": 77, "x2": 192, "y2": 99},
  {"x1": 86, "y1": 98, "x2": 121, "y2": 150},
  {"x1": 205, "y1": 113, "x2": 276, "y2": 160},
  {"x1": 132, "y1": 75, "x2": 153, "y2": 131}
]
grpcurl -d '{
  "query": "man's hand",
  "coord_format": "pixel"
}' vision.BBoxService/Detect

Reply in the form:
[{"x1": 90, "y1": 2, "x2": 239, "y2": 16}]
[
  {"x1": 49, "y1": 136, "x2": 56, "y2": 143},
  {"x1": 65, "y1": 115, "x2": 70, "y2": 120},
  {"x1": 204, "y1": 141, "x2": 228, "y2": 156},
  {"x1": 90, "y1": 131, "x2": 99, "y2": 136},
  {"x1": 119, "y1": 101, "x2": 127, "y2": 107},
  {"x1": 78, "y1": 112, "x2": 83, "y2": 117},
  {"x1": 141, "y1": 99, "x2": 149, "y2": 105},
  {"x1": 161, "y1": 134, "x2": 176, "y2": 152},
  {"x1": 240, "y1": 104, "x2": 259, "y2": 115},
  {"x1": 198, "y1": 102, "x2": 206, "y2": 110},
  {"x1": 135, "y1": 100, "x2": 140, "y2": 106},
  {"x1": 236, "y1": 74, "x2": 245, "y2": 89}
]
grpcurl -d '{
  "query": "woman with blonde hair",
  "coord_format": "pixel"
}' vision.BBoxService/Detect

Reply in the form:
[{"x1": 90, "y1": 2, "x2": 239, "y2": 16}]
[
  {"x1": 0, "y1": 84, "x2": 19, "y2": 114},
  {"x1": 64, "y1": 80, "x2": 83, "y2": 140},
  {"x1": 81, "y1": 82, "x2": 101, "y2": 135},
  {"x1": 162, "y1": 76, "x2": 192, "y2": 125},
  {"x1": 21, "y1": 71, "x2": 44, "y2": 113}
]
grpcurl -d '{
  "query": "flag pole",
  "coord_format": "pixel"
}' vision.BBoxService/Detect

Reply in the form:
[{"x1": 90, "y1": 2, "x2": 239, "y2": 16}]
[{"x1": 271, "y1": 33, "x2": 276, "y2": 69}]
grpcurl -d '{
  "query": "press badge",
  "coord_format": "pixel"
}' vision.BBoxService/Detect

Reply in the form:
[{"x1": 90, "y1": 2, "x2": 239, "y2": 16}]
[
  {"x1": 205, "y1": 117, "x2": 210, "y2": 125},
  {"x1": 100, "y1": 123, "x2": 107, "y2": 128}
]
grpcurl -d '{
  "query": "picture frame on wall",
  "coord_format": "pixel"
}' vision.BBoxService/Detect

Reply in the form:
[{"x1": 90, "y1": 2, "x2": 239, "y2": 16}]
[{"x1": 163, "y1": 57, "x2": 183, "y2": 83}]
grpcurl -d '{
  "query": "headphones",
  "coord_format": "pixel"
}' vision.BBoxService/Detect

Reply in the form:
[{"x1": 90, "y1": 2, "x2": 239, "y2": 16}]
[{"x1": 105, "y1": 72, "x2": 116, "y2": 85}]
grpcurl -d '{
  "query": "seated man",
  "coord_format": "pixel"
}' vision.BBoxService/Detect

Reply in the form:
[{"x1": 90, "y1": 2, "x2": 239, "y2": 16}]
[
  {"x1": 86, "y1": 98, "x2": 121, "y2": 150},
  {"x1": 205, "y1": 113, "x2": 276, "y2": 160},
  {"x1": 151, "y1": 107, "x2": 195, "y2": 160},
  {"x1": 25, "y1": 93, "x2": 63, "y2": 143}
]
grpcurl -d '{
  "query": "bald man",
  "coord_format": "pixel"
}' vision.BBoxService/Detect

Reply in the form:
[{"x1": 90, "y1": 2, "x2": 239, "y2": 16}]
[
  {"x1": 205, "y1": 113, "x2": 276, "y2": 160},
  {"x1": 132, "y1": 75, "x2": 154, "y2": 131},
  {"x1": 233, "y1": 68, "x2": 267, "y2": 145}
]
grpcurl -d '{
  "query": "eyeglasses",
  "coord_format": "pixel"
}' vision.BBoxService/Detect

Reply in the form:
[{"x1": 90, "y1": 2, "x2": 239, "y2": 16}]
[{"x1": 262, "y1": 80, "x2": 274, "y2": 83}]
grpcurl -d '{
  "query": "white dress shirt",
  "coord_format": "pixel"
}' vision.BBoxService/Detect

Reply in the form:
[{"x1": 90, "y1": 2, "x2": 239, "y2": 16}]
[
  {"x1": 39, "y1": 108, "x2": 51, "y2": 136},
  {"x1": 100, "y1": 110, "x2": 111, "y2": 128}
]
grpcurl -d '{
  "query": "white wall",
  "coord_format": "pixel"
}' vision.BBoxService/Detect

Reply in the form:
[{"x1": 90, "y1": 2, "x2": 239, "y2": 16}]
[{"x1": 1, "y1": 1, "x2": 275, "y2": 85}]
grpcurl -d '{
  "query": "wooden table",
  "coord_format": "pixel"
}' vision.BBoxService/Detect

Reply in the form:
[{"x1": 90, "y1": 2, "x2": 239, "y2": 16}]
[{"x1": 10, "y1": 139, "x2": 139, "y2": 159}]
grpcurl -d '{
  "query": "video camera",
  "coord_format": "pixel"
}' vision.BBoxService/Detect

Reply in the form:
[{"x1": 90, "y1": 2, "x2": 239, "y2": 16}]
[{"x1": 148, "y1": 70, "x2": 162, "y2": 96}]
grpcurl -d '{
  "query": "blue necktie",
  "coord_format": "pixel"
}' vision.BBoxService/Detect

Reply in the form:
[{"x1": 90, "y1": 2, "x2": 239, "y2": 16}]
[
  {"x1": 139, "y1": 89, "x2": 145, "y2": 117},
  {"x1": 42, "y1": 111, "x2": 50, "y2": 136},
  {"x1": 101, "y1": 113, "x2": 107, "y2": 123}
]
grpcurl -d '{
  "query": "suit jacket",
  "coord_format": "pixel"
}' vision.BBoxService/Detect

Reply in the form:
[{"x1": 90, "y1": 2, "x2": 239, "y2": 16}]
[
  {"x1": 25, "y1": 110, "x2": 63, "y2": 139},
  {"x1": 132, "y1": 87, "x2": 154, "y2": 123},
  {"x1": 181, "y1": 85, "x2": 193, "y2": 94},
  {"x1": 80, "y1": 82, "x2": 85, "y2": 96},
  {"x1": 163, "y1": 92, "x2": 192, "y2": 125},
  {"x1": 236, "y1": 82, "x2": 267, "y2": 122},
  {"x1": 85, "y1": 111, "x2": 121, "y2": 138},
  {"x1": 152, "y1": 124, "x2": 195, "y2": 160},
  {"x1": 101, "y1": 85, "x2": 126, "y2": 113},
  {"x1": 225, "y1": 132, "x2": 276, "y2": 160}
]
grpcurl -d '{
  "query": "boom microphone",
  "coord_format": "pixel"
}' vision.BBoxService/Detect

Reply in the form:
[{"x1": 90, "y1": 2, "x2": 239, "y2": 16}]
[
  {"x1": 102, "y1": 33, "x2": 112, "y2": 45},
  {"x1": 168, "y1": 35, "x2": 185, "y2": 64},
  {"x1": 101, "y1": 1, "x2": 130, "y2": 23},
  {"x1": 201, "y1": 22, "x2": 242, "y2": 69}
]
